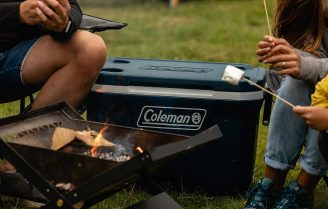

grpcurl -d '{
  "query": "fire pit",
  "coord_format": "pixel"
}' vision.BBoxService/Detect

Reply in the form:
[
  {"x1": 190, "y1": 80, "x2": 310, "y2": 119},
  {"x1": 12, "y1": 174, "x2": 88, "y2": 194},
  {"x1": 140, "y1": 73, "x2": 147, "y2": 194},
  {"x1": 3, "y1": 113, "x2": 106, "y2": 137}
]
[{"x1": 0, "y1": 102, "x2": 221, "y2": 209}]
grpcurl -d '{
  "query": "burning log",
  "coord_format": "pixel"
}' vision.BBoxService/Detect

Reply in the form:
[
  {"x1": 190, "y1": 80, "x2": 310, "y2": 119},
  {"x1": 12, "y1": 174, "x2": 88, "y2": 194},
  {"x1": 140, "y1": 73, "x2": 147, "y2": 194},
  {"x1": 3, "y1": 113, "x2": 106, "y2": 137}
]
[{"x1": 51, "y1": 127, "x2": 115, "y2": 151}]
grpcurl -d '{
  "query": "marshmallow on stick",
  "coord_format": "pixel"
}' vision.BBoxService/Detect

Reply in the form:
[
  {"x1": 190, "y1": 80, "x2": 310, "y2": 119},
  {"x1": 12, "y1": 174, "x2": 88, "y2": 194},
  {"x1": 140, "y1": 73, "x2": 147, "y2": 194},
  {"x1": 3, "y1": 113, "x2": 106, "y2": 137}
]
[{"x1": 222, "y1": 65, "x2": 295, "y2": 108}]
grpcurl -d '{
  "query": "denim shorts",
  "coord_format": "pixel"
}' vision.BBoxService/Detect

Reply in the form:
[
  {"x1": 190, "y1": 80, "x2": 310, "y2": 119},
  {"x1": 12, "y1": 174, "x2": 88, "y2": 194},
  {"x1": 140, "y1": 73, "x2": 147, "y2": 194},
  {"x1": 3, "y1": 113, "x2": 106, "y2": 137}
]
[{"x1": 0, "y1": 38, "x2": 42, "y2": 102}]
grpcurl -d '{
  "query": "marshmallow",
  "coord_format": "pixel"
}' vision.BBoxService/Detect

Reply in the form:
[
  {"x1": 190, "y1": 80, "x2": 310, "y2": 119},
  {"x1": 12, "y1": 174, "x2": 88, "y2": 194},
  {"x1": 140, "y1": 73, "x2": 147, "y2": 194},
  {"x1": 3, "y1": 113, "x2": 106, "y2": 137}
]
[{"x1": 222, "y1": 65, "x2": 245, "y2": 85}]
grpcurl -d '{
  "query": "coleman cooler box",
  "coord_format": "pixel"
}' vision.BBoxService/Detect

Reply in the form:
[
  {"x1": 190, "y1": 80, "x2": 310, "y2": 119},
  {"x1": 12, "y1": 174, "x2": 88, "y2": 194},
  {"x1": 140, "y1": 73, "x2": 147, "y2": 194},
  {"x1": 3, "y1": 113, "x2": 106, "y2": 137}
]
[{"x1": 86, "y1": 57, "x2": 265, "y2": 194}]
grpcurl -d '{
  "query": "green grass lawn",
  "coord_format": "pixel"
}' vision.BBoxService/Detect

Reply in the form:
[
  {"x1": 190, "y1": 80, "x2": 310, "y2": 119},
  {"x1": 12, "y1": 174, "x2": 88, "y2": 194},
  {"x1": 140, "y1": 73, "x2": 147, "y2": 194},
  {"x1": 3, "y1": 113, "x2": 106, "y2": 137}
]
[{"x1": 1, "y1": 0, "x2": 328, "y2": 208}]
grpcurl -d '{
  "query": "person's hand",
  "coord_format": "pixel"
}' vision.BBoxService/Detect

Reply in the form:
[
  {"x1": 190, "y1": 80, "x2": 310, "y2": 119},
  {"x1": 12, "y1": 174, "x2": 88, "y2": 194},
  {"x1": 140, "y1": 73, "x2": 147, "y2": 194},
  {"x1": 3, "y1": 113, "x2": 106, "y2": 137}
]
[
  {"x1": 256, "y1": 35, "x2": 301, "y2": 77},
  {"x1": 256, "y1": 35, "x2": 276, "y2": 58},
  {"x1": 36, "y1": 0, "x2": 71, "y2": 33},
  {"x1": 293, "y1": 105, "x2": 328, "y2": 131},
  {"x1": 19, "y1": 0, "x2": 42, "y2": 25}
]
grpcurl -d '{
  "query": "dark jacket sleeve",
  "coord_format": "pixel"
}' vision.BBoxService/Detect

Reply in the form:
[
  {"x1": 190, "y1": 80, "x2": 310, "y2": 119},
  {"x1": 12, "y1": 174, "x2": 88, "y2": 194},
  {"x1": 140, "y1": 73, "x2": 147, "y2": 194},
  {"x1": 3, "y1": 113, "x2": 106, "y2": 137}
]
[
  {"x1": 49, "y1": 0, "x2": 83, "y2": 40},
  {"x1": 0, "y1": 0, "x2": 82, "y2": 39},
  {"x1": 0, "y1": 2, "x2": 22, "y2": 30}
]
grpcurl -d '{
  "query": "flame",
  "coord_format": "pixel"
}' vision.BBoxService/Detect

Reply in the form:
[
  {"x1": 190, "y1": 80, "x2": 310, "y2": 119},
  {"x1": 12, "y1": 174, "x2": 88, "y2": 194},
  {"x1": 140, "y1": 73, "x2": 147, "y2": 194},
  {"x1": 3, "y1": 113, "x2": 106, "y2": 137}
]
[
  {"x1": 91, "y1": 126, "x2": 109, "y2": 157},
  {"x1": 135, "y1": 146, "x2": 144, "y2": 154}
]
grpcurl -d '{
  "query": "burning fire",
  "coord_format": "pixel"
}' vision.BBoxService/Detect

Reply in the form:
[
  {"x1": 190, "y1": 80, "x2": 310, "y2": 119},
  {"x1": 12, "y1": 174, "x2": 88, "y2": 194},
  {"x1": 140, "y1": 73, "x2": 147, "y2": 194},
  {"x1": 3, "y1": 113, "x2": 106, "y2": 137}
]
[
  {"x1": 91, "y1": 126, "x2": 109, "y2": 157},
  {"x1": 135, "y1": 146, "x2": 144, "y2": 154}
]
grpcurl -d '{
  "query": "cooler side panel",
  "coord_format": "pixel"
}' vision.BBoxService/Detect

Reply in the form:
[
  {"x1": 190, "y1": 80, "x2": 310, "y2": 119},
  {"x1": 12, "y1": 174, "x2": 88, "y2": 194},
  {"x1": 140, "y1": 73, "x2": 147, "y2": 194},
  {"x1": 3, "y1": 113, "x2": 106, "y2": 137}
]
[{"x1": 86, "y1": 92, "x2": 262, "y2": 194}]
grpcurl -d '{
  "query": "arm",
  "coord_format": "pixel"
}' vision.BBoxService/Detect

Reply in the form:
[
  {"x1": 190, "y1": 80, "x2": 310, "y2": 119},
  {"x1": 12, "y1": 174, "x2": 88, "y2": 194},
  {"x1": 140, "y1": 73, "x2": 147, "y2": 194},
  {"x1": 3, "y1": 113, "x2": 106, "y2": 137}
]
[
  {"x1": 296, "y1": 35, "x2": 328, "y2": 84},
  {"x1": 257, "y1": 32, "x2": 328, "y2": 84},
  {"x1": 36, "y1": 0, "x2": 82, "y2": 40},
  {"x1": 293, "y1": 106, "x2": 328, "y2": 131},
  {"x1": 49, "y1": 0, "x2": 82, "y2": 40},
  {"x1": 0, "y1": 0, "x2": 82, "y2": 39},
  {"x1": 297, "y1": 54, "x2": 328, "y2": 84}
]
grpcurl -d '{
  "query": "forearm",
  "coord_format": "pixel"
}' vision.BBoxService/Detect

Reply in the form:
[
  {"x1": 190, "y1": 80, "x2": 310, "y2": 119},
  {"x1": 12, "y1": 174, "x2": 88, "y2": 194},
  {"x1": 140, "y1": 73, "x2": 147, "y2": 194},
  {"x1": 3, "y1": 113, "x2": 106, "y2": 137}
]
[
  {"x1": 296, "y1": 29, "x2": 328, "y2": 83},
  {"x1": 297, "y1": 52, "x2": 328, "y2": 84}
]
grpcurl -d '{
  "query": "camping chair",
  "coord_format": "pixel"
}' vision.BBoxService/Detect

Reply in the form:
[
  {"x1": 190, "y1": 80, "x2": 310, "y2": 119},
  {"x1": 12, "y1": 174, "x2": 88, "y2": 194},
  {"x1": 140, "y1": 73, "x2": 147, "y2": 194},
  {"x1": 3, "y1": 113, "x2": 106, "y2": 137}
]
[{"x1": 0, "y1": 14, "x2": 127, "y2": 116}]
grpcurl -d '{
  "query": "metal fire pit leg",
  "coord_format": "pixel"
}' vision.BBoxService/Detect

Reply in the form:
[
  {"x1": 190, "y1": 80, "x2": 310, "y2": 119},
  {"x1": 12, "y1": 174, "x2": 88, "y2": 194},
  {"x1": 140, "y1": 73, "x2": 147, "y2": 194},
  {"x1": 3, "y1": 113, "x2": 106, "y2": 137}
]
[
  {"x1": 139, "y1": 176, "x2": 163, "y2": 196},
  {"x1": 0, "y1": 139, "x2": 76, "y2": 209},
  {"x1": 125, "y1": 192, "x2": 183, "y2": 209}
]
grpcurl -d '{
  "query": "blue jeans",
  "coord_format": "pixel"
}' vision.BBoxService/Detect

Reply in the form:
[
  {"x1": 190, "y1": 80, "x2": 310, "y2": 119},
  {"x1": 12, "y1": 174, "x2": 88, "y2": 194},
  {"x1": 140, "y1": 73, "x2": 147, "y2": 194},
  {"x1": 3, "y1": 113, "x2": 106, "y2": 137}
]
[
  {"x1": 0, "y1": 38, "x2": 41, "y2": 102},
  {"x1": 265, "y1": 76, "x2": 327, "y2": 176}
]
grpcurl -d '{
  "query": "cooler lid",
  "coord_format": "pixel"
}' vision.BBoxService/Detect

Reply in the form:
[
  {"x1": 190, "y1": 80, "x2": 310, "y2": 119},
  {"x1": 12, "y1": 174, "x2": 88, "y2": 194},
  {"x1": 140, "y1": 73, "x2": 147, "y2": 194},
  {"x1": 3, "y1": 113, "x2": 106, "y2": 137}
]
[{"x1": 96, "y1": 57, "x2": 265, "y2": 93}]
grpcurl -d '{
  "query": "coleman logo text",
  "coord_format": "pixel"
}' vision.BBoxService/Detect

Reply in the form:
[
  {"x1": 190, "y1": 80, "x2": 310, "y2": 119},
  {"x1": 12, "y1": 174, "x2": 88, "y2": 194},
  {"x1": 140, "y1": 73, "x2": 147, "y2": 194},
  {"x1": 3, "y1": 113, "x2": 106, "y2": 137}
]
[{"x1": 137, "y1": 106, "x2": 206, "y2": 130}]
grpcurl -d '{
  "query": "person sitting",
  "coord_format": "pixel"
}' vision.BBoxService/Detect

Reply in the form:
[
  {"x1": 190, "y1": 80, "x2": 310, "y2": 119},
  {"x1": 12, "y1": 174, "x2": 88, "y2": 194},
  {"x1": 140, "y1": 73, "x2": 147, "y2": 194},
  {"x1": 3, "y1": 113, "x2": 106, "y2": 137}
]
[
  {"x1": 294, "y1": 74, "x2": 328, "y2": 164},
  {"x1": 0, "y1": 0, "x2": 107, "y2": 172},
  {"x1": 0, "y1": 0, "x2": 107, "y2": 111},
  {"x1": 244, "y1": 0, "x2": 328, "y2": 208}
]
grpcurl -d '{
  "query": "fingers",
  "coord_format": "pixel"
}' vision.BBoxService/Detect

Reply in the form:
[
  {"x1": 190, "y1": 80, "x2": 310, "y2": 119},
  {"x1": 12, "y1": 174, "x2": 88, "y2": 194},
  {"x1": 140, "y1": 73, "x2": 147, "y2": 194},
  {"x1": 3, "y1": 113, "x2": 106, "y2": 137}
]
[
  {"x1": 36, "y1": 0, "x2": 70, "y2": 32},
  {"x1": 56, "y1": 0, "x2": 71, "y2": 11},
  {"x1": 257, "y1": 35, "x2": 276, "y2": 61},
  {"x1": 293, "y1": 106, "x2": 310, "y2": 114},
  {"x1": 293, "y1": 106, "x2": 328, "y2": 131},
  {"x1": 263, "y1": 52, "x2": 297, "y2": 64},
  {"x1": 259, "y1": 43, "x2": 300, "y2": 76},
  {"x1": 257, "y1": 35, "x2": 294, "y2": 61},
  {"x1": 256, "y1": 48, "x2": 271, "y2": 61},
  {"x1": 19, "y1": 0, "x2": 42, "y2": 25}
]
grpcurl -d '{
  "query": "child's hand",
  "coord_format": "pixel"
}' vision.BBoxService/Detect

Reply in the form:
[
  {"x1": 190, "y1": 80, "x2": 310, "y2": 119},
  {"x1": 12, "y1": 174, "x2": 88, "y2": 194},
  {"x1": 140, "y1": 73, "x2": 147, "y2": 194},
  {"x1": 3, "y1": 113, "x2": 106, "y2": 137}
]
[{"x1": 293, "y1": 106, "x2": 328, "y2": 131}]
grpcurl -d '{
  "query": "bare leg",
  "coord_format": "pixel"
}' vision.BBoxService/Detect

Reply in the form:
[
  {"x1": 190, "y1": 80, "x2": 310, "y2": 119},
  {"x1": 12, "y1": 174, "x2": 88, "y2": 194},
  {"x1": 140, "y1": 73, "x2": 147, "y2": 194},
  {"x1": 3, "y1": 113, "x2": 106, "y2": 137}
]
[
  {"x1": 296, "y1": 169, "x2": 321, "y2": 199},
  {"x1": 264, "y1": 165, "x2": 321, "y2": 199},
  {"x1": 264, "y1": 165, "x2": 288, "y2": 191},
  {"x1": 0, "y1": 31, "x2": 107, "y2": 172},
  {"x1": 21, "y1": 30, "x2": 107, "y2": 110}
]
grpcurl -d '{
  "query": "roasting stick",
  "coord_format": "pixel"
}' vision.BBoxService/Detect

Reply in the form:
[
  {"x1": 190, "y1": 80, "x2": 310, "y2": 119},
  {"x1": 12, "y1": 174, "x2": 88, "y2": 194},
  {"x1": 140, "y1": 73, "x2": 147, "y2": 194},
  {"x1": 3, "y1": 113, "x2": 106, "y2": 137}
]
[
  {"x1": 258, "y1": 2, "x2": 295, "y2": 107},
  {"x1": 263, "y1": 0, "x2": 272, "y2": 36},
  {"x1": 222, "y1": 65, "x2": 295, "y2": 108},
  {"x1": 260, "y1": 1, "x2": 296, "y2": 107},
  {"x1": 241, "y1": 77, "x2": 295, "y2": 108}
]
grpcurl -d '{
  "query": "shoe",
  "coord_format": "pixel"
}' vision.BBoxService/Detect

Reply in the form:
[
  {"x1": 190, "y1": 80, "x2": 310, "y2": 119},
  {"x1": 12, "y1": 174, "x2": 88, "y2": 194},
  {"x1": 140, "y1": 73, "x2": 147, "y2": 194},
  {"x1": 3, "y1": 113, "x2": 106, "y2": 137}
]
[
  {"x1": 244, "y1": 178, "x2": 280, "y2": 209},
  {"x1": 274, "y1": 180, "x2": 313, "y2": 209}
]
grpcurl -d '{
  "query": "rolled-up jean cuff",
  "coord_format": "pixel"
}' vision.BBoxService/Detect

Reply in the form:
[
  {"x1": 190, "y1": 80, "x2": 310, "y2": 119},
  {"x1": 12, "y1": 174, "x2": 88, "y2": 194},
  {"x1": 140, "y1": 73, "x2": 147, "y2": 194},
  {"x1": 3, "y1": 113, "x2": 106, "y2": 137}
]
[
  {"x1": 264, "y1": 156, "x2": 295, "y2": 171},
  {"x1": 299, "y1": 158, "x2": 327, "y2": 176}
]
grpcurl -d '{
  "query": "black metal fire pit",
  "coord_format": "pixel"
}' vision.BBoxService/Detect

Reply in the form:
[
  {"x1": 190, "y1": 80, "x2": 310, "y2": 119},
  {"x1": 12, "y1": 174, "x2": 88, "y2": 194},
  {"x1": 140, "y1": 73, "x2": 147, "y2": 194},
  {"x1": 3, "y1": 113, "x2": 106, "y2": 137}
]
[{"x1": 0, "y1": 102, "x2": 222, "y2": 209}]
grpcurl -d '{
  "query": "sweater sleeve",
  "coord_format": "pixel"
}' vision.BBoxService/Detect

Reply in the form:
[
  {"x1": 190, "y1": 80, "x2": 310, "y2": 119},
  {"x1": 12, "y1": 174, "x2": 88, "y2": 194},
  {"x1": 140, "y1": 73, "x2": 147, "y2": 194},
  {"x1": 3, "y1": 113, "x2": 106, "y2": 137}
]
[
  {"x1": 0, "y1": 2, "x2": 22, "y2": 31},
  {"x1": 296, "y1": 51, "x2": 328, "y2": 84},
  {"x1": 295, "y1": 29, "x2": 328, "y2": 84}
]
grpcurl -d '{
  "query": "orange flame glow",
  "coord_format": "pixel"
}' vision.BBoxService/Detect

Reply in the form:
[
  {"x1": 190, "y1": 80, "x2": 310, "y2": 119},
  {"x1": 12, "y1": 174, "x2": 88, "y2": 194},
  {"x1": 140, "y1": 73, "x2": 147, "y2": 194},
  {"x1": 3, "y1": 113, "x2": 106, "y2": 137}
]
[
  {"x1": 91, "y1": 126, "x2": 109, "y2": 157},
  {"x1": 135, "y1": 146, "x2": 144, "y2": 154}
]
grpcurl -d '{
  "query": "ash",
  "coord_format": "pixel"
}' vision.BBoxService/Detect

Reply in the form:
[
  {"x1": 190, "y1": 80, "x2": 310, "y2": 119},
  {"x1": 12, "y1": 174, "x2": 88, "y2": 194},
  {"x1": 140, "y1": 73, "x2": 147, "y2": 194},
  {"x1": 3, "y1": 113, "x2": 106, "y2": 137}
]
[{"x1": 82, "y1": 144, "x2": 132, "y2": 162}]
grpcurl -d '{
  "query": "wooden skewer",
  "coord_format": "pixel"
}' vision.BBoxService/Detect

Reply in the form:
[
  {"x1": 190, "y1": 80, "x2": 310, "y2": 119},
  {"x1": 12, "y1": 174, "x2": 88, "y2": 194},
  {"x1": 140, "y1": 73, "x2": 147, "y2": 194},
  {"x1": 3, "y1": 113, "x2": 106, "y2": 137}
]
[
  {"x1": 263, "y1": 0, "x2": 272, "y2": 36},
  {"x1": 242, "y1": 77, "x2": 295, "y2": 108}
]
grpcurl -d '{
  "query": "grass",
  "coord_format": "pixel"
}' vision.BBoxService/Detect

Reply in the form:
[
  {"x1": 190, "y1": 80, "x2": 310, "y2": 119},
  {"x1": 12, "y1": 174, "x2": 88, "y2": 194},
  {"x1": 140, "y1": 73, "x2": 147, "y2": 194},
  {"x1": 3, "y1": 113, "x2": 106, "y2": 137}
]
[{"x1": 1, "y1": 0, "x2": 328, "y2": 208}]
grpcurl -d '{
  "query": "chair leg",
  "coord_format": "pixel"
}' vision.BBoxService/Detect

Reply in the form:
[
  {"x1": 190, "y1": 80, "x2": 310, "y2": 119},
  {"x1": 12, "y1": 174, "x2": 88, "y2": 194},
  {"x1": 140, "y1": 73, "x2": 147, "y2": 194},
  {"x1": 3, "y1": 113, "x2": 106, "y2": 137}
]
[
  {"x1": 19, "y1": 98, "x2": 25, "y2": 115},
  {"x1": 19, "y1": 94, "x2": 34, "y2": 115}
]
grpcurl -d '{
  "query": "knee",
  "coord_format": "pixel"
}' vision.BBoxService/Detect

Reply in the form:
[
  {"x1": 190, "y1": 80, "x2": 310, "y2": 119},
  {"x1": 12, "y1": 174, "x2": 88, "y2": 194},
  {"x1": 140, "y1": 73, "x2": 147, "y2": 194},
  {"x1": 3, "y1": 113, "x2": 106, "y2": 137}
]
[
  {"x1": 69, "y1": 31, "x2": 107, "y2": 75},
  {"x1": 277, "y1": 77, "x2": 313, "y2": 105}
]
